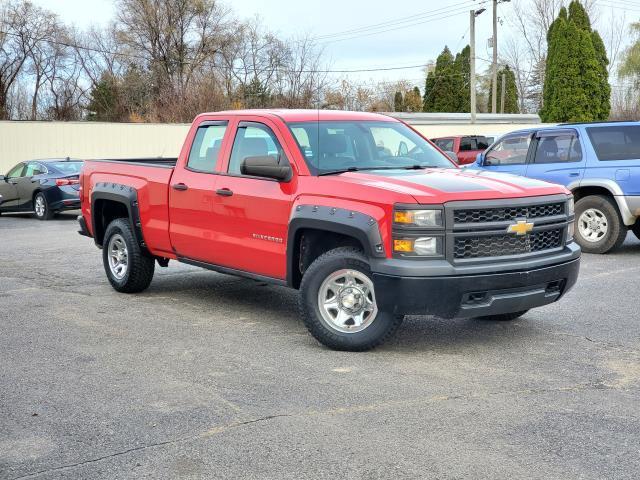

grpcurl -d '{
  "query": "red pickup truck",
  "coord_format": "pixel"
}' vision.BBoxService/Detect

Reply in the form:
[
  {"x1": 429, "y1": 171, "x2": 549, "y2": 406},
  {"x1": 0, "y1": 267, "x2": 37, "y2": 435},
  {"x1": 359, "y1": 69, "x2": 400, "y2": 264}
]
[
  {"x1": 431, "y1": 135, "x2": 491, "y2": 165},
  {"x1": 78, "y1": 110, "x2": 580, "y2": 351}
]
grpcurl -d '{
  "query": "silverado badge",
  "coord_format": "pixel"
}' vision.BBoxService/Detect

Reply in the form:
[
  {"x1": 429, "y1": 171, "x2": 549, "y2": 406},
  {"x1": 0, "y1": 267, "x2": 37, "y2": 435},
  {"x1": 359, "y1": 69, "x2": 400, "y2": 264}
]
[{"x1": 507, "y1": 220, "x2": 534, "y2": 236}]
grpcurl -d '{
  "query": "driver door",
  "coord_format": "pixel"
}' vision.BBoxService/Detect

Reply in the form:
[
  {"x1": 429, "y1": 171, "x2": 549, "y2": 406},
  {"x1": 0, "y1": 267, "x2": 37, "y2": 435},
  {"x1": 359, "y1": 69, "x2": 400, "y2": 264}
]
[{"x1": 0, "y1": 163, "x2": 25, "y2": 209}]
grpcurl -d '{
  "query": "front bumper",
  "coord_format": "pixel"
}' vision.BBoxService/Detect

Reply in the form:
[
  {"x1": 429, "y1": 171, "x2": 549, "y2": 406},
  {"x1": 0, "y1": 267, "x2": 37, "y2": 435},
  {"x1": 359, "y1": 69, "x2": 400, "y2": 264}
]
[{"x1": 373, "y1": 256, "x2": 580, "y2": 318}]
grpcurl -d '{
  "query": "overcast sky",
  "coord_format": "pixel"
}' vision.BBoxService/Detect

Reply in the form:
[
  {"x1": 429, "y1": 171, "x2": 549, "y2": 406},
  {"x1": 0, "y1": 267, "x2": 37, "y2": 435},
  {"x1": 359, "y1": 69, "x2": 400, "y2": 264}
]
[{"x1": 30, "y1": 0, "x2": 632, "y2": 86}]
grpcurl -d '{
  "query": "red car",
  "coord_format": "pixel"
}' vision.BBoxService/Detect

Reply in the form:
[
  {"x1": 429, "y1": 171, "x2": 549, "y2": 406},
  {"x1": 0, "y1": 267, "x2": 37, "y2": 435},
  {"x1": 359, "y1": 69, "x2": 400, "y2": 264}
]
[
  {"x1": 431, "y1": 135, "x2": 491, "y2": 165},
  {"x1": 78, "y1": 110, "x2": 580, "y2": 351}
]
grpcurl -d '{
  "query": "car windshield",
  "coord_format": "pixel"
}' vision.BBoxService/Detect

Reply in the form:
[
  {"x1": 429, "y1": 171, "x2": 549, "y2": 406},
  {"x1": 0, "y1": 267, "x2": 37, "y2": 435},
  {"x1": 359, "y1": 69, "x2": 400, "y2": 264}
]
[
  {"x1": 287, "y1": 121, "x2": 455, "y2": 175},
  {"x1": 49, "y1": 161, "x2": 83, "y2": 174}
]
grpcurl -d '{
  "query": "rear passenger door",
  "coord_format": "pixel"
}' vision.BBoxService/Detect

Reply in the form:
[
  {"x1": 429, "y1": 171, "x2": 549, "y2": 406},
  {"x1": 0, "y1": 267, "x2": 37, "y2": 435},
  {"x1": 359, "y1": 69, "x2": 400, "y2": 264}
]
[
  {"x1": 481, "y1": 132, "x2": 532, "y2": 176},
  {"x1": 525, "y1": 129, "x2": 585, "y2": 187},
  {"x1": 169, "y1": 120, "x2": 230, "y2": 262}
]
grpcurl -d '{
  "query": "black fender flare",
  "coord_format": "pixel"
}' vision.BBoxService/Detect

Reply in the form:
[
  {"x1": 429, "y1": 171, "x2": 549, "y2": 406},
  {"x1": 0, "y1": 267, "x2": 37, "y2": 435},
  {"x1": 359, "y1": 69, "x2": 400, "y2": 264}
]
[
  {"x1": 286, "y1": 205, "x2": 386, "y2": 287},
  {"x1": 91, "y1": 182, "x2": 148, "y2": 254}
]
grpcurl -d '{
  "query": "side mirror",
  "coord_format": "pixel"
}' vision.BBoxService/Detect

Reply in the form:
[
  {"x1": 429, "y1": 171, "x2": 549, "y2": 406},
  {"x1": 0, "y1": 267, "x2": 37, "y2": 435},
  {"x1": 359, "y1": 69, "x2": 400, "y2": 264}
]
[
  {"x1": 241, "y1": 155, "x2": 292, "y2": 181},
  {"x1": 475, "y1": 153, "x2": 485, "y2": 166},
  {"x1": 0, "y1": 175, "x2": 6, "y2": 182},
  {"x1": 444, "y1": 151, "x2": 459, "y2": 163}
]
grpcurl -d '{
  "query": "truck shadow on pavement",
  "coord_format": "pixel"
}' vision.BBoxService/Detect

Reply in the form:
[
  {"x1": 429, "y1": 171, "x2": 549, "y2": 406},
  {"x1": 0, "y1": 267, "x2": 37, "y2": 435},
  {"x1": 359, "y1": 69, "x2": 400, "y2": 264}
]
[{"x1": 146, "y1": 270, "x2": 543, "y2": 353}]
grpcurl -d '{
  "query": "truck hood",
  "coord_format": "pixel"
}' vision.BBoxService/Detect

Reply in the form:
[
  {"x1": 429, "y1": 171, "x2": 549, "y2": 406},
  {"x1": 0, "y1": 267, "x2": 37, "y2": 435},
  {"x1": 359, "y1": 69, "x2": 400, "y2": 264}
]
[{"x1": 328, "y1": 168, "x2": 567, "y2": 203}]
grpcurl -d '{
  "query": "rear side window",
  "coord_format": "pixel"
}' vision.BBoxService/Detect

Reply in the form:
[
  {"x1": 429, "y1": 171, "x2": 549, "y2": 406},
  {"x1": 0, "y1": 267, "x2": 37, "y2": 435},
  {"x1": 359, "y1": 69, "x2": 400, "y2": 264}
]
[
  {"x1": 187, "y1": 123, "x2": 228, "y2": 173},
  {"x1": 434, "y1": 138, "x2": 454, "y2": 151},
  {"x1": 587, "y1": 125, "x2": 640, "y2": 161},
  {"x1": 533, "y1": 132, "x2": 582, "y2": 164},
  {"x1": 24, "y1": 163, "x2": 46, "y2": 176},
  {"x1": 460, "y1": 136, "x2": 489, "y2": 151}
]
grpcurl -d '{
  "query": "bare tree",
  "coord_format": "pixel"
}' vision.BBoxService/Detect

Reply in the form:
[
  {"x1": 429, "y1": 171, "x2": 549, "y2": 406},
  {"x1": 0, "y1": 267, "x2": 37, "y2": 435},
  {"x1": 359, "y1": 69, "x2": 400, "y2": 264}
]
[{"x1": 0, "y1": 1, "x2": 31, "y2": 119}]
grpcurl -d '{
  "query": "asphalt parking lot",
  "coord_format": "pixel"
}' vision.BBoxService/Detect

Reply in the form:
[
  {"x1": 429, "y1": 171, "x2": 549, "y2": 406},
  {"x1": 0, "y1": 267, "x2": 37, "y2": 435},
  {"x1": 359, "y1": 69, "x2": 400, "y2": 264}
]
[{"x1": 1, "y1": 212, "x2": 639, "y2": 479}]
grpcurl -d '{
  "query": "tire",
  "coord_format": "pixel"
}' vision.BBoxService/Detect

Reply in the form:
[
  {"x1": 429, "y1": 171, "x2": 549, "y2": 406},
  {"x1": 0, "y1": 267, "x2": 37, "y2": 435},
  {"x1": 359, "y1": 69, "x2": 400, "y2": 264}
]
[
  {"x1": 33, "y1": 192, "x2": 54, "y2": 220},
  {"x1": 632, "y1": 221, "x2": 640, "y2": 241},
  {"x1": 299, "y1": 247, "x2": 403, "y2": 351},
  {"x1": 475, "y1": 310, "x2": 529, "y2": 322},
  {"x1": 574, "y1": 195, "x2": 627, "y2": 254},
  {"x1": 102, "y1": 218, "x2": 155, "y2": 293}
]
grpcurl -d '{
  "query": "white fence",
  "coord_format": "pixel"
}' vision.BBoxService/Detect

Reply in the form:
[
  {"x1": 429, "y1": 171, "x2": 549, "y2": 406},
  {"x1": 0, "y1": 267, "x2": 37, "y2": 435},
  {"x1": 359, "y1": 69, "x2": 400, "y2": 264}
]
[{"x1": 0, "y1": 113, "x2": 544, "y2": 173}]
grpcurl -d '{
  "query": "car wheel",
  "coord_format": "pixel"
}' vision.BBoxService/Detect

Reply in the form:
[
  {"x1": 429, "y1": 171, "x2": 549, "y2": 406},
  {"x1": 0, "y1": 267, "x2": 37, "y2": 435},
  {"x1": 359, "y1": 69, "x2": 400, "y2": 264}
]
[
  {"x1": 632, "y1": 221, "x2": 640, "y2": 241},
  {"x1": 299, "y1": 247, "x2": 403, "y2": 351},
  {"x1": 33, "y1": 193, "x2": 54, "y2": 220},
  {"x1": 475, "y1": 310, "x2": 529, "y2": 321},
  {"x1": 574, "y1": 195, "x2": 627, "y2": 254},
  {"x1": 103, "y1": 218, "x2": 155, "y2": 293}
]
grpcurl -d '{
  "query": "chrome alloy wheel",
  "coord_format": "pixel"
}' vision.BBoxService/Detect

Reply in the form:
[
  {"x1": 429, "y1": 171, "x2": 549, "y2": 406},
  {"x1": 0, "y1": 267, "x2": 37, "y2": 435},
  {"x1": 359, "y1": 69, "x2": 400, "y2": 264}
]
[
  {"x1": 34, "y1": 195, "x2": 46, "y2": 217},
  {"x1": 317, "y1": 269, "x2": 378, "y2": 333},
  {"x1": 578, "y1": 208, "x2": 608, "y2": 243},
  {"x1": 107, "y1": 233, "x2": 129, "y2": 279}
]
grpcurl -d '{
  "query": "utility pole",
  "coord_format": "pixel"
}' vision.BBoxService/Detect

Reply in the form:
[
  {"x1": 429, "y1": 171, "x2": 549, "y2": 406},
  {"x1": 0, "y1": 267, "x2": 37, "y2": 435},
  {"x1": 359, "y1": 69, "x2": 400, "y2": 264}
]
[
  {"x1": 470, "y1": 8, "x2": 485, "y2": 124},
  {"x1": 500, "y1": 72, "x2": 506, "y2": 113},
  {"x1": 470, "y1": 10, "x2": 476, "y2": 124},
  {"x1": 491, "y1": 0, "x2": 498, "y2": 114}
]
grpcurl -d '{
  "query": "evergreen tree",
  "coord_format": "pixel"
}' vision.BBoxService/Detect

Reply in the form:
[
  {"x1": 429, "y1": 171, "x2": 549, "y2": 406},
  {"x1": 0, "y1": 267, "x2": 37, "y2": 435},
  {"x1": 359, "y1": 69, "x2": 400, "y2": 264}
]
[
  {"x1": 423, "y1": 47, "x2": 460, "y2": 112},
  {"x1": 540, "y1": 1, "x2": 610, "y2": 122},
  {"x1": 487, "y1": 65, "x2": 519, "y2": 113},
  {"x1": 394, "y1": 91, "x2": 404, "y2": 112},
  {"x1": 454, "y1": 45, "x2": 471, "y2": 112},
  {"x1": 87, "y1": 74, "x2": 120, "y2": 121},
  {"x1": 423, "y1": 46, "x2": 471, "y2": 112}
]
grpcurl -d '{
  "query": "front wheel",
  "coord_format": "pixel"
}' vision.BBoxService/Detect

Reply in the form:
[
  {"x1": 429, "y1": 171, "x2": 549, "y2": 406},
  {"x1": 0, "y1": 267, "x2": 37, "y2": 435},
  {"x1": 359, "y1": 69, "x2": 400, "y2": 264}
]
[
  {"x1": 102, "y1": 218, "x2": 155, "y2": 293},
  {"x1": 574, "y1": 195, "x2": 627, "y2": 254},
  {"x1": 299, "y1": 247, "x2": 403, "y2": 351},
  {"x1": 33, "y1": 193, "x2": 54, "y2": 220}
]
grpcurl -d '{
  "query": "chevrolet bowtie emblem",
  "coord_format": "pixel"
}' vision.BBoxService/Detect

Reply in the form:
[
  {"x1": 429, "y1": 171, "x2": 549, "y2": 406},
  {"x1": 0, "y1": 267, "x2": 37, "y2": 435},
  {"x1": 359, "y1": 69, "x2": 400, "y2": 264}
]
[{"x1": 507, "y1": 220, "x2": 534, "y2": 236}]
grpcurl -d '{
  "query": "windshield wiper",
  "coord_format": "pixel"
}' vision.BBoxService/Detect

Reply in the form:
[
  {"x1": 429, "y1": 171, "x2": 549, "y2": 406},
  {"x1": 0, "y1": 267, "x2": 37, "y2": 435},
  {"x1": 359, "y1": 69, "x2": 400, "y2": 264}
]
[{"x1": 318, "y1": 166, "x2": 404, "y2": 176}]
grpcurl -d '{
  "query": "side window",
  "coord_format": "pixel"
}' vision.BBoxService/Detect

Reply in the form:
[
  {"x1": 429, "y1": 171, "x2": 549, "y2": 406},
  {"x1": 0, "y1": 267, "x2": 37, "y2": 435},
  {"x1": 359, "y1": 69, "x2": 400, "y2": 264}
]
[
  {"x1": 434, "y1": 138, "x2": 454, "y2": 151},
  {"x1": 24, "y1": 163, "x2": 45, "y2": 177},
  {"x1": 485, "y1": 134, "x2": 531, "y2": 165},
  {"x1": 187, "y1": 123, "x2": 228, "y2": 173},
  {"x1": 533, "y1": 132, "x2": 582, "y2": 164},
  {"x1": 459, "y1": 137, "x2": 477, "y2": 151},
  {"x1": 7, "y1": 163, "x2": 24, "y2": 178},
  {"x1": 228, "y1": 123, "x2": 287, "y2": 175}
]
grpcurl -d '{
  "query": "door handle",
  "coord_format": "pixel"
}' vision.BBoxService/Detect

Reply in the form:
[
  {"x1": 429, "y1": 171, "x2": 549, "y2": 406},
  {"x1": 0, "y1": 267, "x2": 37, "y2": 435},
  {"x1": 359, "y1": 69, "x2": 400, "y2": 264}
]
[
  {"x1": 216, "y1": 188, "x2": 233, "y2": 197},
  {"x1": 172, "y1": 183, "x2": 188, "y2": 191},
  {"x1": 569, "y1": 172, "x2": 580, "y2": 177}
]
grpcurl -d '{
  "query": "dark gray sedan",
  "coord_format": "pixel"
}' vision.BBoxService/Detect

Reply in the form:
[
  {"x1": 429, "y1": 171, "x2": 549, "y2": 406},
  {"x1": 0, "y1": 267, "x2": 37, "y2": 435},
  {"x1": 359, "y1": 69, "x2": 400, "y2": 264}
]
[{"x1": 0, "y1": 158, "x2": 83, "y2": 220}]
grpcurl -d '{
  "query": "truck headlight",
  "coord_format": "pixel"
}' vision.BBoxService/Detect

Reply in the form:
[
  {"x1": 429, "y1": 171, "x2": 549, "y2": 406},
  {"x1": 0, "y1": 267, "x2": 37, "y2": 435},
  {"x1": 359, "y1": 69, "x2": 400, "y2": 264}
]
[
  {"x1": 567, "y1": 196, "x2": 574, "y2": 216},
  {"x1": 393, "y1": 237, "x2": 442, "y2": 256},
  {"x1": 394, "y1": 209, "x2": 443, "y2": 227}
]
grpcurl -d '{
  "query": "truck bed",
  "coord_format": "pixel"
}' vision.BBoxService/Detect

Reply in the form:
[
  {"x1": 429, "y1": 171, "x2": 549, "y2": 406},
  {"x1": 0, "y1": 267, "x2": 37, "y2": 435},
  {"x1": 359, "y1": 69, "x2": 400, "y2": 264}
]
[{"x1": 81, "y1": 158, "x2": 176, "y2": 255}]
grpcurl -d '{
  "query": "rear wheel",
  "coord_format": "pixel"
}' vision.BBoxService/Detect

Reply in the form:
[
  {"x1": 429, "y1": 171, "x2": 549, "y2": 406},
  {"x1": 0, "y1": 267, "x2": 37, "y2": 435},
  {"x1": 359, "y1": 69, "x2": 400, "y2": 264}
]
[
  {"x1": 33, "y1": 193, "x2": 54, "y2": 220},
  {"x1": 102, "y1": 218, "x2": 155, "y2": 293},
  {"x1": 475, "y1": 310, "x2": 529, "y2": 322},
  {"x1": 574, "y1": 195, "x2": 627, "y2": 254},
  {"x1": 299, "y1": 247, "x2": 403, "y2": 351}
]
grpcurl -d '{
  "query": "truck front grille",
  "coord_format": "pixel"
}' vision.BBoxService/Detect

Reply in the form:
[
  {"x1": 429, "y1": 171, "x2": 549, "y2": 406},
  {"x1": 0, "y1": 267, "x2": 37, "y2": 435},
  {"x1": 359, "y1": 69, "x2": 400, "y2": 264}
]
[
  {"x1": 453, "y1": 202, "x2": 564, "y2": 224},
  {"x1": 453, "y1": 228, "x2": 563, "y2": 259}
]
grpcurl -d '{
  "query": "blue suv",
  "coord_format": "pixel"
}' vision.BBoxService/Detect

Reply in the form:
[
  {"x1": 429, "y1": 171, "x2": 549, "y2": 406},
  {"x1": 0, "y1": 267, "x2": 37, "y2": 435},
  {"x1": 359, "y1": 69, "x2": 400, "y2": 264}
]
[{"x1": 473, "y1": 121, "x2": 640, "y2": 253}]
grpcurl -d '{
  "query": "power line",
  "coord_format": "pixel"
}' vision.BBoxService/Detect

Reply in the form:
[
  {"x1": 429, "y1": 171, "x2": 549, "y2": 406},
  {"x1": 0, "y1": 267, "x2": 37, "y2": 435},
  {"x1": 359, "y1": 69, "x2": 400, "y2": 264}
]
[
  {"x1": 318, "y1": 3, "x2": 491, "y2": 45},
  {"x1": 313, "y1": 1, "x2": 480, "y2": 40}
]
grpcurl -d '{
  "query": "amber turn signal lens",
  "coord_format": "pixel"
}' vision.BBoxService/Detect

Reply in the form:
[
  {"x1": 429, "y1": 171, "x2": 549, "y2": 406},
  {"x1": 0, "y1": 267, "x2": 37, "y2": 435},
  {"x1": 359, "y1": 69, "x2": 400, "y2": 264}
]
[
  {"x1": 393, "y1": 239, "x2": 414, "y2": 252},
  {"x1": 394, "y1": 211, "x2": 414, "y2": 224}
]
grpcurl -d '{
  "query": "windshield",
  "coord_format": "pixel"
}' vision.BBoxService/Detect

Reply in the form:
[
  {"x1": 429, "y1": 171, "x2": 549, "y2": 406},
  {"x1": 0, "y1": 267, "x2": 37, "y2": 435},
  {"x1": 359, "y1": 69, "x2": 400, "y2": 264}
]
[
  {"x1": 287, "y1": 121, "x2": 455, "y2": 175},
  {"x1": 49, "y1": 161, "x2": 83, "y2": 175}
]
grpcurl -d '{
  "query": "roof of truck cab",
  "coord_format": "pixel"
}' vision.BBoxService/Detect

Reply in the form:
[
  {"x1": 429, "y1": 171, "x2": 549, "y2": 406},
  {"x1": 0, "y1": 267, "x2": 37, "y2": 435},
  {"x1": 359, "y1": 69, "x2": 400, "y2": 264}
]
[{"x1": 197, "y1": 109, "x2": 398, "y2": 123}]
